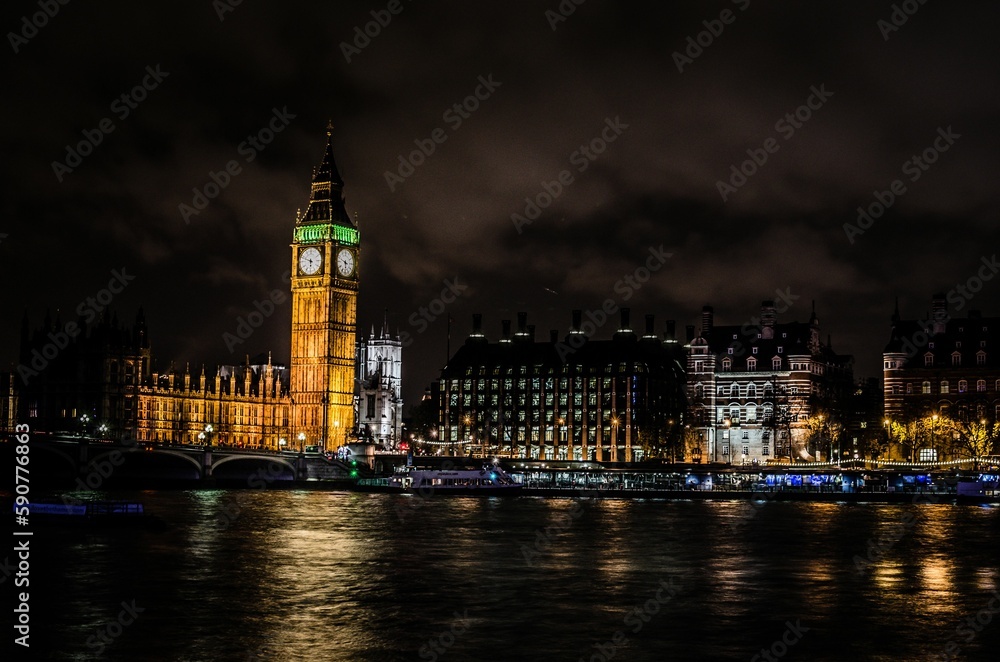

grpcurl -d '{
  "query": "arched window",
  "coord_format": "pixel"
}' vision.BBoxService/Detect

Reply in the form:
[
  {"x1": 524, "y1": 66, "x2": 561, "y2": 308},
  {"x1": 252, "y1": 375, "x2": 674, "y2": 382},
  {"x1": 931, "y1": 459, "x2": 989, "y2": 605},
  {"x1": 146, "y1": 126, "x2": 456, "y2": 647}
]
[
  {"x1": 922, "y1": 381, "x2": 931, "y2": 394},
  {"x1": 940, "y1": 380, "x2": 949, "y2": 394},
  {"x1": 746, "y1": 384, "x2": 757, "y2": 400},
  {"x1": 958, "y1": 380, "x2": 968, "y2": 393},
  {"x1": 772, "y1": 357, "x2": 781, "y2": 370},
  {"x1": 731, "y1": 383, "x2": 739, "y2": 398},
  {"x1": 924, "y1": 353, "x2": 934, "y2": 367},
  {"x1": 746, "y1": 357, "x2": 757, "y2": 371}
]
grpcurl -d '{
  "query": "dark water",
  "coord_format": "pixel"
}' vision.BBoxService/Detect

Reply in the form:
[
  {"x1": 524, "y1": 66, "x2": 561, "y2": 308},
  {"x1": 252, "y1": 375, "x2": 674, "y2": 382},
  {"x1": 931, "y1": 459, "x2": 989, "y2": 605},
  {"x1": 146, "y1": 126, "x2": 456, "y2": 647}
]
[{"x1": 20, "y1": 491, "x2": 1000, "y2": 661}]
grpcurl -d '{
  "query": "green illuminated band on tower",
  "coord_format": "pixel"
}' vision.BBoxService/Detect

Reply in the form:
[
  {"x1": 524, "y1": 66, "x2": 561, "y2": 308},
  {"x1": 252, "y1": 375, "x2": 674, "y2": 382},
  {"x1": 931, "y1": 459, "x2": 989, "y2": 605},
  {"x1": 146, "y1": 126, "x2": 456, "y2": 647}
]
[{"x1": 294, "y1": 223, "x2": 359, "y2": 246}]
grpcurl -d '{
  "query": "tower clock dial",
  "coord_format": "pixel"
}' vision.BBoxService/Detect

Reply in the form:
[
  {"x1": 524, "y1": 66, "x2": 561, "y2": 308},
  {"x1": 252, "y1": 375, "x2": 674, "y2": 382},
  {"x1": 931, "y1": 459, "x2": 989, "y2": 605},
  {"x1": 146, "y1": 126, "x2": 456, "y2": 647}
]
[
  {"x1": 336, "y1": 248, "x2": 355, "y2": 277},
  {"x1": 299, "y1": 246, "x2": 322, "y2": 275}
]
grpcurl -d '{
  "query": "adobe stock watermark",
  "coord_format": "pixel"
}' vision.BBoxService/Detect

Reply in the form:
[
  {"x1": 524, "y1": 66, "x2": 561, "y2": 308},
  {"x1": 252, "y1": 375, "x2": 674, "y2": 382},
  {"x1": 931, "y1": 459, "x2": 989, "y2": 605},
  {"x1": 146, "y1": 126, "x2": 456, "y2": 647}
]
[
  {"x1": 418, "y1": 609, "x2": 472, "y2": 661},
  {"x1": 222, "y1": 270, "x2": 291, "y2": 353},
  {"x1": 554, "y1": 245, "x2": 673, "y2": 362},
  {"x1": 384, "y1": 74, "x2": 502, "y2": 192},
  {"x1": 85, "y1": 599, "x2": 145, "y2": 655},
  {"x1": 17, "y1": 268, "x2": 137, "y2": 385},
  {"x1": 545, "y1": 0, "x2": 588, "y2": 31},
  {"x1": 843, "y1": 126, "x2": 960, "y2": 244},
  {"x1": 511, "y1": 116, "x2": 629, "y2": 234},
  {"x1": 214, "y1": 0, "x2": 246, "y2": 22},
  {"x1": 179, "y1": 106, "x2": 297, "y2": 223},
  {"x1": 521, "y1": 499, "x2": 586, "y2": 566},
  {"x1": 717, "y1": 84, "x2": 833, "y2": 202},
  {"x1": 749, "y1": 620, "x2": 810, "y2": 662},
  {"x1": 853, "y1": 495, "x2": 936, "y2": 574},
  {"x1": 340, "y1": 0, "x2": 412, "y2": 63},
  {"x1": 578, "y1": 577, "x2": 683, "y2": 662},
  {"x1": 932, "y1": 591, "x2": 1000, "y2": 661},
  {"x1": 398, "y1": 278, "x2": 468, "y2": 347},
  {"x1": 672, "y1": 0, "x2": 752, "y2": 73},
  {"x1": 7, "y1": 0, "x2": 71, "y2": 54},
  {"x1": 212, "y1": 461, "x2": 292, "y2": 531},
  {"x1": 51, "y1": 64, "x2": 169, "y2": 182},
  {"x1": 877, "y1": 0, "x2": 929, "y2": 41}
]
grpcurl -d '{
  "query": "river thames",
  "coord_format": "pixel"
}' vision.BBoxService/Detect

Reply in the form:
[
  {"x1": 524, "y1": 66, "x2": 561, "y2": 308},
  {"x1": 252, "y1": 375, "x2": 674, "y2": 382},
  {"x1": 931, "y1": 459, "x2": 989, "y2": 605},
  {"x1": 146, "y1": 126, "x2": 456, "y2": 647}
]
[{"x1": 26, "y1": 491, "x2": 1000, "y2": 661}]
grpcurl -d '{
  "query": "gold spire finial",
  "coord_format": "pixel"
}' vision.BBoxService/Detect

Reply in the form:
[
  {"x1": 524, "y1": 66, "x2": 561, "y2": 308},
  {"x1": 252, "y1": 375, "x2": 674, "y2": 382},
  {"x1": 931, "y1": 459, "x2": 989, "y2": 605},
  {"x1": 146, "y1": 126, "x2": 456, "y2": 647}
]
[{"x1": 326, "y1": 119, "x2": 334, "y2": 137}]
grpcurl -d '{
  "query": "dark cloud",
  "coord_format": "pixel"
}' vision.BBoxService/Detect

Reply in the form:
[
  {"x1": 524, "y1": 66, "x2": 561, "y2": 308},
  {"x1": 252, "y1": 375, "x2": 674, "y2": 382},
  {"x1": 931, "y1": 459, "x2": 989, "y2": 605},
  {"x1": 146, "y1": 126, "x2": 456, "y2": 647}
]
[{"x1": 2, "y1": 0, "x2": 998, "y2": 407}]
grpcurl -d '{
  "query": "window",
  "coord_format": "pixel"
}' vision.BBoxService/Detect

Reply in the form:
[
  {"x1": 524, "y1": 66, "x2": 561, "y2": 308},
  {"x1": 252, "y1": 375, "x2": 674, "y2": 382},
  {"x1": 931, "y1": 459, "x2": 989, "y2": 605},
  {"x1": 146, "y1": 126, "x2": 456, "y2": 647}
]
[
  {"x1": 951, "y1": 353, "x2": 961, "y2": 367},
  {"x1": 742, "y1": 446, "x2": 749, "y2": 456},
  {"x1": 777, "y1": 346, "x2": 783, "y2": 353},
  {"x1": 722, "y1": 445, "x2": 729, "y2": 455},
  {"x1": 922, "y1": 381, "x2": 931, "y2": 394},
  {"x1": 762, "y1": 446, "x2": 769, "y2": 456},
  {"x1": 752, "y1": 347, "x2": 758, "y2": 354},
  {"x1": 940, "y1": 381, "x2": 949, "y2": 394},
  {"x1": 728, "y1": 347, "x2": 734, "y2": 355},
  {"x1": 958, "y1": 380, "x2": 968, "y2": 393},
  {"x1": 977, "y1": 352, "x2": 986, "y2": 366},
  {"x1": 772, "y1": 358, "x2": 782, "y2": 370},
  {"x1": 977, "y1": 380, "x2": 986, "y2": 392},
  {"x1": 722, "y1": 358, "x2": 732, "y2": 371},
  {"x1": 742, "y1": 431, "x2": 749, "y2": 439},
  {"x1": 906, "y1": 383, "x2": 913, "y2": 394},
  {"x1": 956, "y1": 341, "x2": 962, "y2": 349},
  {"x1": 924, "y1": 354, "x2": 934, "y2": 366},
  {"x1": 747, "y1": 358, "x2": 757, "y2": 371}
]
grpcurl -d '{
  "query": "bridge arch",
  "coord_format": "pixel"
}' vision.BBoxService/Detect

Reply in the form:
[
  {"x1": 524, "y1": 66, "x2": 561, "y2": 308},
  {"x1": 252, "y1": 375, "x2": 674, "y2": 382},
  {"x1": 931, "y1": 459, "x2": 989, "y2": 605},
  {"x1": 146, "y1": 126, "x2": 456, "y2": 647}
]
[{"x1": 211, "y1": 454, "x2": 296, "y2": 477}]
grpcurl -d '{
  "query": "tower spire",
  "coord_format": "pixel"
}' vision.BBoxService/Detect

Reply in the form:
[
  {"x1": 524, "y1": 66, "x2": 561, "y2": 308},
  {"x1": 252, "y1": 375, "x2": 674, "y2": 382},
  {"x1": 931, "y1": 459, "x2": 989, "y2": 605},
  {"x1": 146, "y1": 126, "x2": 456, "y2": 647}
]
[{"x1": 299, "y1": 124, "x2": 352, "y2": 227}]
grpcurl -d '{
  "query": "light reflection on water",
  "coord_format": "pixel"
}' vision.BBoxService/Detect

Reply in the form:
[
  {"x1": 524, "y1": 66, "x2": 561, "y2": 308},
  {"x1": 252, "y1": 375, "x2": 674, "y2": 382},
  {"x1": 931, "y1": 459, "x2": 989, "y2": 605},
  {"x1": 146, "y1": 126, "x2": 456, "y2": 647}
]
[{"x1": 30, "y1": 492, "x2": 1000, "y2": 661}]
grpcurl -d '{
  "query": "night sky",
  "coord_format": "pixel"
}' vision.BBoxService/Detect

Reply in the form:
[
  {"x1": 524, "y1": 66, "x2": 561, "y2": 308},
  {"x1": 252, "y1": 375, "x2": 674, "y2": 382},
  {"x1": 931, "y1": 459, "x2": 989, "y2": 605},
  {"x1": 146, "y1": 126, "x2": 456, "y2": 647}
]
[{"x1": 2, "y1": 0, "x2": 998, "y2": 408}]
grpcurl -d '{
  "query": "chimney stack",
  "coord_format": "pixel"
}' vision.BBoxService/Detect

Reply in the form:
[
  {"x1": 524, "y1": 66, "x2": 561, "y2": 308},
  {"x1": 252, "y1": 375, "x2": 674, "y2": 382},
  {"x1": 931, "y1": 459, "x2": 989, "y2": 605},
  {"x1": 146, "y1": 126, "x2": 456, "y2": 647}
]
[
  {"x1": 571, "y1": 309, "x2": 582, "y2": 334},
  {"x1": 517, "y1": 311, "x2": 527, "y2": 335},
  {"x1": 645, "y1": 314, "x2": 655, "y2": 337},
  {"x1": 686, "y1": 324, "x2": 695, "y2": 342},
  {"x1": 472, "y1": 313, "x2": 482, "y2": 334},
  {"x1": 550, "y1": 329, "x2": 559, "y2": 343},
  {"x1": 761, "y1": 300, "x2": 776, "y2": 339},
  {"x1": 701, "y1": 305, "x2": 713, "y2": 336},
  {"x1": 620, "y1": 308, "x2": 630, "y2": 331},
  {"x1": 527, "y1": 324, "x2": 536, "y2": 342},
  {"x1": 501, "y1": 319, "x2": 511, "y2": 341},
  {"x1": 666, "y1": 320, "x2": 676, "y2": 340}
]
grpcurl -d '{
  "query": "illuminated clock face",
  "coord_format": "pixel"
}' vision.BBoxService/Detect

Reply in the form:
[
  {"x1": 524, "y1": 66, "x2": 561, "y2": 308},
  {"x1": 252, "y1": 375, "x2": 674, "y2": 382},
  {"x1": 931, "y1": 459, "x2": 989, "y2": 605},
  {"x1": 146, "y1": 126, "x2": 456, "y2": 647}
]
[
  {"x1": 299, "y1": 247, "x2": 322, "y2": 275},
  {"x1": 336, "y1": 248, "x2": 355, "y2": 277}
]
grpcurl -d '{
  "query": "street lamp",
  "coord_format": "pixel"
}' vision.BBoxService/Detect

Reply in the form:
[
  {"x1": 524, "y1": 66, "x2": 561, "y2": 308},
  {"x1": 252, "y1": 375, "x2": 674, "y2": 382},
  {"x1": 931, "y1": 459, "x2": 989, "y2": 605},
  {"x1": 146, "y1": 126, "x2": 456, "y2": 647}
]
[
  {"x1": 297, "y1": 432, "x2": 306, "y2": 452},
  {"x1": 204, "y1": 423, "x2": 214, "y2": 449}
]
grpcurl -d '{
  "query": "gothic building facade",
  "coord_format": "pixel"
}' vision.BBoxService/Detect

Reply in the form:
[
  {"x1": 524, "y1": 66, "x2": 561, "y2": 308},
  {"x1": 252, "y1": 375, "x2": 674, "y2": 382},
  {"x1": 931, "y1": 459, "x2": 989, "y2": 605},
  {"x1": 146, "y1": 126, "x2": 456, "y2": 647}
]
[
  {"x1": 355, "y1": 320, "x2": 403, "y2": 448},
  {"x1": 686, "y1": 301, "x2": 854, "y2": 465},
  {"x1": 14, "y1": 129, "x2": 363, "y2": 451}
]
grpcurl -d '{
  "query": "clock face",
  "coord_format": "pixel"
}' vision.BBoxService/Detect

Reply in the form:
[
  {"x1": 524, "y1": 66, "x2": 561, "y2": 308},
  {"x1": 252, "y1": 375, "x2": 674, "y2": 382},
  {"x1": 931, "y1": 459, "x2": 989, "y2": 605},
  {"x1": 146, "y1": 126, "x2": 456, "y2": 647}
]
[
  {"x1": 336, "y1": 248, "x2": 355, "y2": 277},
  {"x1": 299, "y1": 247, "x2": 322, "y2": 275}
]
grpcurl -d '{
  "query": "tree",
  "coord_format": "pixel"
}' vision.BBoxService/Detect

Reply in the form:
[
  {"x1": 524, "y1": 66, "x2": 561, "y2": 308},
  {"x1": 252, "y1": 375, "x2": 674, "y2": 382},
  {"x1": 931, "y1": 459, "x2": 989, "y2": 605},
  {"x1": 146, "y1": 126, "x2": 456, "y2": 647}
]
[{"x1": 940, "y1": 417, "x2": 1000, "y2": 469}]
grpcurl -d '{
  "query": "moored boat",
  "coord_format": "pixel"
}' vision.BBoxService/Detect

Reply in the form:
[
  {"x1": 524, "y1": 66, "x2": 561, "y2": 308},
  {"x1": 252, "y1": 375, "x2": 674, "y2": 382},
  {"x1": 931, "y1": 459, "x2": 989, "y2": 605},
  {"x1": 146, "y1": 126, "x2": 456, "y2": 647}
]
[{"x1": 357, "y1": 462, "x2": 523, "y2": 495}]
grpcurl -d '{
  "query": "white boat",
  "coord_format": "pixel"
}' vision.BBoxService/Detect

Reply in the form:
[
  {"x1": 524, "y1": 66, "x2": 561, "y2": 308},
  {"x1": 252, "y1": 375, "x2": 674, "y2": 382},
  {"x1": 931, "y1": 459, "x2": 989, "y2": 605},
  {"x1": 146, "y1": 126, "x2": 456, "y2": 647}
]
[{"x1": 378, "y1": 463, "x2": 523, "y2": 495}]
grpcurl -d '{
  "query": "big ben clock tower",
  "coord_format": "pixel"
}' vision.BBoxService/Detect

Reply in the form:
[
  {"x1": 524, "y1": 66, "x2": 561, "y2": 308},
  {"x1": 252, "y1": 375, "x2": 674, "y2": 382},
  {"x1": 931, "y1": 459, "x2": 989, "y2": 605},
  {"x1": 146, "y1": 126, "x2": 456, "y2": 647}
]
[{"x1": 289, "y1": 125, "x2": 359, "y2": 449}]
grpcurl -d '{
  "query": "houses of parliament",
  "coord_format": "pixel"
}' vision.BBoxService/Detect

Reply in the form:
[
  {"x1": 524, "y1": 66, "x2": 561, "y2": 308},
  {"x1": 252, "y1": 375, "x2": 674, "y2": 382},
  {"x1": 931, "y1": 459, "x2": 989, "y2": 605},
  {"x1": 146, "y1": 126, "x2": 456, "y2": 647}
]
[{"x1": 4, "y1": 129, "x2": 403, "y2": 450}]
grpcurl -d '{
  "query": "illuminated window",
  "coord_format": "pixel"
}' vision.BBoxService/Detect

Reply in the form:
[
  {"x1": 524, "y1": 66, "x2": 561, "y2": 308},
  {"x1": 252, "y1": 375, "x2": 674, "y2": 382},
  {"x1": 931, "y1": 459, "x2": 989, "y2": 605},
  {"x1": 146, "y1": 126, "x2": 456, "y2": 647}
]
[
  {"x1": 772, "y1": 357, "x2": 781, "y2": 370},
  {"x1": 922, "y1": 381, "x2": 931, "y2": 394},
  {"x1": 940, "y1": 381, "x2": 949, "y2": 394},
  {"x1": 747, "y1": 358, "x2": 757, "y2": 371},
  {"x1": 977, "y1": 380, "x2": 986, "y2": 392},
  {"x1": 742, "y1": 446, "x2": 749, "y2": 456},
  {"x1": 958, "y1": 380, "x2": 968, "y2": 393}
]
